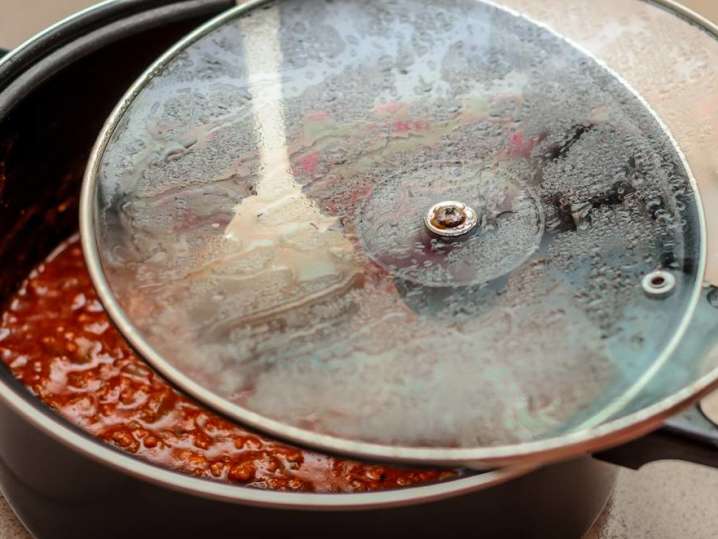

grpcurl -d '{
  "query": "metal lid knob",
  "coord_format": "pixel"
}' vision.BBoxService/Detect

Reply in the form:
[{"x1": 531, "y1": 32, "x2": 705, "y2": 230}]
[{"x1": 424, "y1": 201, "x2": 479, "y2": 238}]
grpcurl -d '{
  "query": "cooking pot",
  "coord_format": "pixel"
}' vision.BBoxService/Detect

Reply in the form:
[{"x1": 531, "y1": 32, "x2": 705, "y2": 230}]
[{"x1": 0, "y1": 2, "x2": 716, "y2": 538}]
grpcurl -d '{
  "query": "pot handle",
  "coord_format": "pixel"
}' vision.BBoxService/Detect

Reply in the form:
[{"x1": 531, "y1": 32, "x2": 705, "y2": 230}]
[{"x1": 595, "y1": 404, "x2": 718, "y2": 469}]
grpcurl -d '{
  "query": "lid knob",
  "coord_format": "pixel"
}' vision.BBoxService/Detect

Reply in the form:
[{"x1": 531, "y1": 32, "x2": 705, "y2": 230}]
[{"x1": 424, "y1": 201, "x2": 479, "y2": 238}]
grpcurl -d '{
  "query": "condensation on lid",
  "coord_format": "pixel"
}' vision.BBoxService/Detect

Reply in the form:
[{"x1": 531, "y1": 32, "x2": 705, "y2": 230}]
[{"x1": 86, "y1": 0, "x2": 705, "y2": 455}]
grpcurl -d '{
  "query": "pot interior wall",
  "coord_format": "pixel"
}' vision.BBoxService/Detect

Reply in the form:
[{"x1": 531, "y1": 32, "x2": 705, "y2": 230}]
[{"x1": 0, "y1": 19, "x2": 211, "y2": 303}]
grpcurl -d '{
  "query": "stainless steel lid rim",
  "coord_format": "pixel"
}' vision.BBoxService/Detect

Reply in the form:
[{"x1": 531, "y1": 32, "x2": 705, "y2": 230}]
[{"x1": 82, "y1": 0, "x2": 715, "y2": 466}]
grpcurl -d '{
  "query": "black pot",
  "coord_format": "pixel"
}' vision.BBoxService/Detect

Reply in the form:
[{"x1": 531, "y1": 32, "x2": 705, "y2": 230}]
[
  {"x1": 0, "y1": 2, "x2": 714, "y2": 538},
  {"x1": 0, "y1": 3, "x2": 617, "y2": 538}
]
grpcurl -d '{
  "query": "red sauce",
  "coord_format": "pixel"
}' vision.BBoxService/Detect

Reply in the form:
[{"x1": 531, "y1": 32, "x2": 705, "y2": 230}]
[{"x1": 0, "y1": 237, "x2": 455, "y2": 492}]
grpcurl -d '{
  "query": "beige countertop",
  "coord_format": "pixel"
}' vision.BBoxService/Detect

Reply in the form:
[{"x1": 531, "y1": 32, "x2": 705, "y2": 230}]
[
  {"x1": 2, "y1": 0, "x2": 715, "y2": 51},
  {"x1": 1, "y1": 1, "x2": 718, "y2": 538}
]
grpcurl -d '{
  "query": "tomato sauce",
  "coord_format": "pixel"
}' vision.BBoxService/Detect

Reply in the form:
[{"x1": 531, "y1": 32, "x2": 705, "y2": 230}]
[{"x1": 0, "y1": 237, "x2": 456, "y2": 492}]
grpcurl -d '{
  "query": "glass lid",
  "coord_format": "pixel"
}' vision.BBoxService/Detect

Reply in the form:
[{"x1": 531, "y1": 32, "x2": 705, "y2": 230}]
[{"x1": 82, "y1": 0, "x2": 718, "y2": 467}]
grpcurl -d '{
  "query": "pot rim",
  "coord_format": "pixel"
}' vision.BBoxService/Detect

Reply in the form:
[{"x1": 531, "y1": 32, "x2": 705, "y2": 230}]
[
  {"x1": 0, "y1": 375, "x2": 537, "y2": 509},
  {"x1": 0, "y1": 0, "x2": 537, "y2": 510},
  {"x1": 0, "y1": 0, "x2": 116, "y2": 67},
  {"x1": 1, "y1": 0, "x2": 716, "y2": 509}
]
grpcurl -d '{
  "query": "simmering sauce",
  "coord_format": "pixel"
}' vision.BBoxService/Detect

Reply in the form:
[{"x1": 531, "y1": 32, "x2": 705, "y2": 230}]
[{"x1": 0, "y1": 237, "x2": 456, "y2": 492}]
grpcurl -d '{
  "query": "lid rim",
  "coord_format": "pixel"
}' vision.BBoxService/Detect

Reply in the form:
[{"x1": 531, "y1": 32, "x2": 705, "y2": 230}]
[{"x1": 81, "y1": 0, "x2": 715, "y2": 468}]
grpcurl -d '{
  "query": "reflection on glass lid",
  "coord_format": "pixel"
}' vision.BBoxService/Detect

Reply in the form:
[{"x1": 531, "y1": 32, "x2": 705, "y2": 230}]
[{"x1": 89, "y1": 0, "x2": 703, "y2": 453}]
